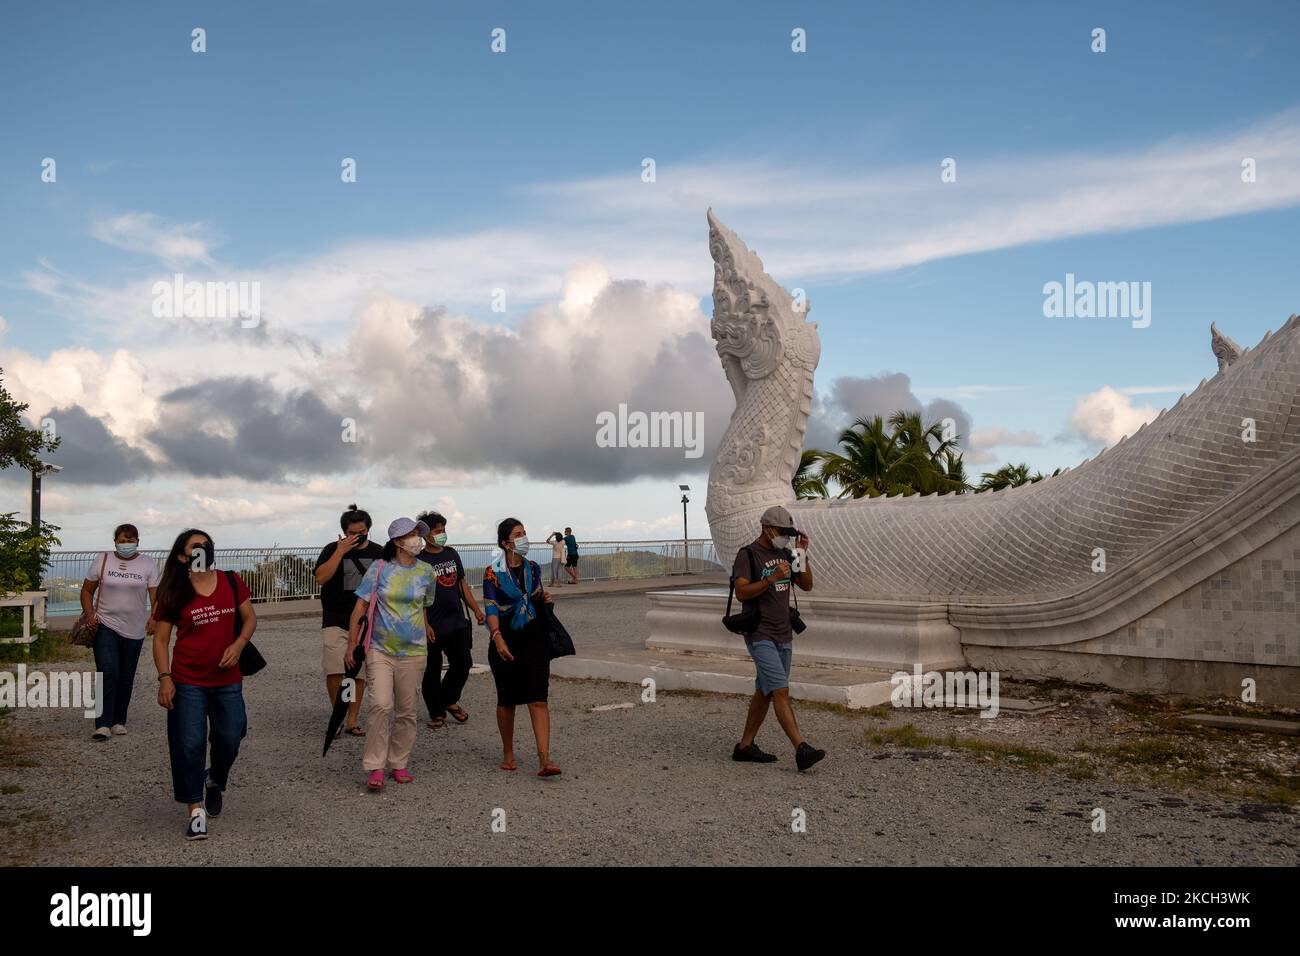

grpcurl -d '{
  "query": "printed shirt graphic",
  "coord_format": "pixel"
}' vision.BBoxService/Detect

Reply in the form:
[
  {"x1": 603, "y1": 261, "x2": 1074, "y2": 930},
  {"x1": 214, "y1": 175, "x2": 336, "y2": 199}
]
[
  {"x1": 418, "y1": 546, "x2": 467, "y2": 636},
  {"x1": 158, "y1": 572, "x2": 251, "y2": 687},
  {"x1": 315, "y1": 540, "x2": 384, "y2": 630},
  {"x1": 86, "y1": 552, "x2": 161, "y2": 639},
  {"x1": 354, "y1": 560, "x2": 437, "y2": 657},
  {"x1": 731, "y1": 541, "x2": 795, "y2": 645},
  {"x1": 483, "y1": 560, "x2": 543, "y2": 630}
]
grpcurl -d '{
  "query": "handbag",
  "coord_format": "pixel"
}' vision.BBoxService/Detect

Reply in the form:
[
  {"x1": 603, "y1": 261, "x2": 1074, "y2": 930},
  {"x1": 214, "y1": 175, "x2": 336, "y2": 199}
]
[
  {"x1": 722, "y1": 547, "x2": 762, "y2": 636},
  {"x1": 537, "y1": 600, "x2": 575, "y2": 659},
  {"x1": 69, "y1": 553, "x2": 109, "y2": 647},
  {"x1": 223, "y1": 570, "x2": 266, "y2": 676}
]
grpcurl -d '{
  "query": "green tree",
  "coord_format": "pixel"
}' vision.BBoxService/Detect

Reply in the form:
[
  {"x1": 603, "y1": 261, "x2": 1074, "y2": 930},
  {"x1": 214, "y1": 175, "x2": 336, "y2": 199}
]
[
  {"x1": 975, "y1": 463, "x2": 1061, "y2": 492},
  {"x1": 0, "y1": 369, "x2": 60, "y2": 594},
  {"x1": 792, "y1": 449, "x2": 829, "y2": 499},
  {"x1": 816, "y1": 411, "x2": 969, "y2": 498}
]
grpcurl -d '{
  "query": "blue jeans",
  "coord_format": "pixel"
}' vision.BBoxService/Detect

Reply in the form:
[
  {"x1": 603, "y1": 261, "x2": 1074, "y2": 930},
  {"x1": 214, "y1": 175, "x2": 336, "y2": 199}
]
[
  {"x1": 91, "y1": 624, "x2": 145, "y2": 729},
  {"x1": 166, "y1": 682, "x2": 247, "y2": 804}
]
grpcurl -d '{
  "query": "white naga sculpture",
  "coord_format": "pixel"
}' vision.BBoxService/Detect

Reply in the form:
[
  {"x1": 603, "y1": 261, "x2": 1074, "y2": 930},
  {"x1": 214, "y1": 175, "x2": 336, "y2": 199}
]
[{"x1": 704, "y1": 209, "x2": 1300, "y2": 653}]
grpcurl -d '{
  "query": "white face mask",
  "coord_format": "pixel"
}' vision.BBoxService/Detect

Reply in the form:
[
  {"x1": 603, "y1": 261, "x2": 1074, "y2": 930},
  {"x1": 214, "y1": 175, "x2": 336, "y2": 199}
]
[
  {"x1": 512, "y1": 536, "x2": 531, "y2": 556},
  {"x1": 771, "y1": 535, "x2": 790, "y2": 550},
  {"x1": 399, "y1": 535, "x2": 424, "y2": 555}
]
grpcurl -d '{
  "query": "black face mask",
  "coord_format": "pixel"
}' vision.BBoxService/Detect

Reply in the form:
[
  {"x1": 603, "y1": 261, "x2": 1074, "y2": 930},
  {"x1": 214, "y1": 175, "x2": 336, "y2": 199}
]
[
  {"x1": 186, "y1": 541, "x2": 216, "y2": 570},
  {"x1": 354, "y1": 535, "x2": 367, "y2": 547}
]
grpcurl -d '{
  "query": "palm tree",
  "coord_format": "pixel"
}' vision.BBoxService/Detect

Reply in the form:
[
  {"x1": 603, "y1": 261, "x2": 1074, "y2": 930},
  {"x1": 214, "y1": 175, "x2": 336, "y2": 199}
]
[
  {"x1": 792, "y1": 449, "x2": 830, "y2": 499},
  {"x1": 976, "y1": 462, "x2": 1064, "y2": 492},
  {"x1": 816, "y1": 411, "x2": 969, "y2": 498}
]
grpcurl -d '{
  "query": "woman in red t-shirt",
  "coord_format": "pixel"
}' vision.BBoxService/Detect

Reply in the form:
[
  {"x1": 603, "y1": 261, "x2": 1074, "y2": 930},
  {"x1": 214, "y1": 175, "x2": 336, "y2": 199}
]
[{"x1": 151, "y1": 529, "x2": 257, "y2": 841}]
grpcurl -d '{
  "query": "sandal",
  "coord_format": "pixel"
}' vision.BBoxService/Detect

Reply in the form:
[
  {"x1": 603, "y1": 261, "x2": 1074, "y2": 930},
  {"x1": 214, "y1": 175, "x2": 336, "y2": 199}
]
[
  {"x1": 538, "y1": 764, "x2": 562, "y2": 778},
  {"x1": 390, "y1": 768, "x2": 414, "y2": 784},
  {"x1": 446, "y1": 705, "x2": 469, "y2": 724},
  {"x1": 346, "y1": 725, "x2": 366, "y2": 736},
  {"x1": 366, "y1": 770, "x2": 384, "y2": 791},
  {"x1": 427, "y1": 717, "x2": 445, "y2": 729}
]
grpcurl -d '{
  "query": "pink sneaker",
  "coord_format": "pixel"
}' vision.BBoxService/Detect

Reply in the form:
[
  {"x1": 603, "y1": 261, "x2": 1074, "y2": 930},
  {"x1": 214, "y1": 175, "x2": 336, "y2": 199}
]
[
  {"x1": 366, "y1": 770, "x2": 384, "y2": 790},
  {"x1": 390, "y1": 768, "x2": 414, "y2": 784}
]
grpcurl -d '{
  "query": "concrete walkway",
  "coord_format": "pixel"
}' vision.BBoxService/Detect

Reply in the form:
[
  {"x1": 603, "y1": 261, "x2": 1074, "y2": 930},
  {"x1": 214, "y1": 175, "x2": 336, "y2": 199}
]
[{"x1": 5, "y1": 595, "x2": 1297, "y2": 866}]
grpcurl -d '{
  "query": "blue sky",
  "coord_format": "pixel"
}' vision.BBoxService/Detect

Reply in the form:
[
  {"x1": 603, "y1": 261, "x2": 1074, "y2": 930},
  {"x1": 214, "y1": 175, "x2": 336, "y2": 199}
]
[{"x1": 1, "y1": 1, "x2": 1298, "y2": 548}]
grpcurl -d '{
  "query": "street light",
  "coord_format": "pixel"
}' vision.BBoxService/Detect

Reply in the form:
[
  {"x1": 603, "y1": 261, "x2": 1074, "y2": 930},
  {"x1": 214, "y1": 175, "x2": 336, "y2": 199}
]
[
  {"x1": 679, "y1": 485, "x2": 690, "y2": 573},
  {"x1": 31, "y1": 461, "x2": 61, "y2": 589},
  {"x1": 30, "y1": 463, "x2": 62, "y2": 535}
]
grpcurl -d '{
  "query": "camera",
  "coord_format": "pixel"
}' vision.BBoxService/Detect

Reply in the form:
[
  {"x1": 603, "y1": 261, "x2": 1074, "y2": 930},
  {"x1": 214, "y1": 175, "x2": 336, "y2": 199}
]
[{"x1": 789, "y1": 607, "x2": 806, "y2": 634}]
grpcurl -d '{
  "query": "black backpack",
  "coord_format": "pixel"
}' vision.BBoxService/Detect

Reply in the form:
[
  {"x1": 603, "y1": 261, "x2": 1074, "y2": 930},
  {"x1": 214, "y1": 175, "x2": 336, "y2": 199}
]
[{"x1": 722, "y1": 547, "x2": 761, "y2": 636}]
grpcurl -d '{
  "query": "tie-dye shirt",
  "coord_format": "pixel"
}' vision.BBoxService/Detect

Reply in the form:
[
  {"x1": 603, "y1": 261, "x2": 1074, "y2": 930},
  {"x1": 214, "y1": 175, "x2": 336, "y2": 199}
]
[{"x1": 353, "y1": 559, "x2": 438, "y2": 657}]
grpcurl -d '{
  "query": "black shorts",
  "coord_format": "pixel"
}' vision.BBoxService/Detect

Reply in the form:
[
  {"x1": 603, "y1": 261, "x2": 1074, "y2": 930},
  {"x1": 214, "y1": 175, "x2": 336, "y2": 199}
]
[{"x1": 565, "y1": 555, "x2": 579, "y2": 568}]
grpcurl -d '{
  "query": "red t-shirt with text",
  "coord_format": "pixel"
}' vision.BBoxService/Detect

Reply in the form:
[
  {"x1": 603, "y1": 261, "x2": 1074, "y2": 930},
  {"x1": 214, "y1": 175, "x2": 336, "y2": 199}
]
[{"x1": 159, "y1": 572, "x2": 251, "y2": 687}]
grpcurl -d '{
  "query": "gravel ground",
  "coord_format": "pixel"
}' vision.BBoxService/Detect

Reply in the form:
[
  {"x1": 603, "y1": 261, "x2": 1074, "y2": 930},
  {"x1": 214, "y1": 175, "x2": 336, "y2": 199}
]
[{"x1": 2, "y1": 593, "x2": 1297, "y2": 866}]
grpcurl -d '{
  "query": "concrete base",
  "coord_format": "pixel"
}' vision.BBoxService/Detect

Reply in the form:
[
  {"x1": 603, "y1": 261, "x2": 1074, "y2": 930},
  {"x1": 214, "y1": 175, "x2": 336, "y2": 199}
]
[
  {"x1": 963, "y1": 645, "x2": 1300, "y2": 708},
  {"x1": 646, "y1": 588, "x2": 967, "y2": 672},
  {"x1": 551, "y1": 645, "x2": 895, "y2": 709}
]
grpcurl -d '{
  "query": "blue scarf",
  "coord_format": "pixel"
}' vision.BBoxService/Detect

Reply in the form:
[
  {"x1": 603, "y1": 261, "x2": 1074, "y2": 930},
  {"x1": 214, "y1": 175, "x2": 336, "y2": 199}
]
[{"x1": 489, "y1": 551, "x2": 536, "y2": 631}]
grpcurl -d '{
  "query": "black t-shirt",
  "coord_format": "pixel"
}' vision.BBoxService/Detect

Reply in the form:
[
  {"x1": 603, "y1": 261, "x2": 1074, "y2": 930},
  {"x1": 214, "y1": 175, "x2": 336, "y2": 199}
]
[
  {"x1": 731, "y1": 540, "x2": 794, "y2": 645},
  {"x1": 315, "y1": 540, "x2": 385, "y2": 630},
  {"x1": 418, "y1": 546, "x2": 468, "y2": 636}
]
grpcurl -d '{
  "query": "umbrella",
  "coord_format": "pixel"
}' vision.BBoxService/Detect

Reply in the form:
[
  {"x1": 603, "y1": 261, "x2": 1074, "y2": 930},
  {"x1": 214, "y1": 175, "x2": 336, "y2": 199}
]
[{"x1": 322, "y1": 615, "x2": 372, "y2": 756}]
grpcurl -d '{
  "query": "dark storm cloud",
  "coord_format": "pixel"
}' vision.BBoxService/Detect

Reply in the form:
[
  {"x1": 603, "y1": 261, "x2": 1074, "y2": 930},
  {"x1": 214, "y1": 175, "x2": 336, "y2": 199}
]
[
  {"x1": 148, "y1": 377, "x2": 360, "y2": 481},
  {"x1": 803, "y1": 372, "x2": 974, "y2": 454},
  {"x1": 42, "y1": 405, "x2": 155, "y2": 484}
]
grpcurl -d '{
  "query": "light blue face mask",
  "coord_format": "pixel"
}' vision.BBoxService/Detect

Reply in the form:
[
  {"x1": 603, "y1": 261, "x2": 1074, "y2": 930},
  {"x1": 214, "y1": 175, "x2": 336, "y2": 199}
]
[
  {"x1": 512, "y1": 536, "x2": 530, "y2": 556},
  {"x1": 115, "y1": 541, "x2": 138, "y2": 557}
]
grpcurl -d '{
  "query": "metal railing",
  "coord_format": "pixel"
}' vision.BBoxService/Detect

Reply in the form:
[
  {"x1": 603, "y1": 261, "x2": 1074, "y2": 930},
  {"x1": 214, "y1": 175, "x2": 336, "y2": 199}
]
[{"x1": 40, "y1": 539, "x2": 721, "y2": 616}]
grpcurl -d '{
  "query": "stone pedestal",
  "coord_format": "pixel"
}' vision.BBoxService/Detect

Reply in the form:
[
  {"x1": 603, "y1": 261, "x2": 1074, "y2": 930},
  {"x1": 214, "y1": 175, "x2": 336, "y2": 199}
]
[{"x1": 646, "y1": 588, "x2": 967, "y2": 673}]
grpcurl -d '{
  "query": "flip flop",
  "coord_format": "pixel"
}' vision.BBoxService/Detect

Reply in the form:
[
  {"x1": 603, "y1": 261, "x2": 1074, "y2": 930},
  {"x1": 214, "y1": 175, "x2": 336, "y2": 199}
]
[
  {"x1": 427, "y1": 717, "x2": 445, "y2": 729},
  {"x1": 346, "y1": 725, "x2": 366, "y2": 736},
  {"x1": 446, "y1": 705, "x2": 469, "y2": 724},
  {"x1": 366, "y1": 770, "x2": 384, "y2": 791},
  {"x1": 538, "y1": 765, "x2": 562, "y2": 778}
]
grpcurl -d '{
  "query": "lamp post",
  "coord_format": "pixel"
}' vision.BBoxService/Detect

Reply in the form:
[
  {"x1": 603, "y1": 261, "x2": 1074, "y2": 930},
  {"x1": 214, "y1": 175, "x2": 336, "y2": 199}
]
[
  {"x1": 679, "y1": 485, "x2": 690, "y2": 573},
  {"x1": 30, "y1": 462, "x2": 62, "y2": 589}
]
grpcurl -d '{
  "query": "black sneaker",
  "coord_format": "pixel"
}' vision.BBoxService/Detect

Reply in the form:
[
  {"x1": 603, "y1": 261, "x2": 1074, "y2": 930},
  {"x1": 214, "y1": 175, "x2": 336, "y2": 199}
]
[
  {"x1": 204, "y1": 777, "x2": 223, "y2": 817},
  {"x1": 795, "y1": 741, "x2": 826, "y2": 772},
  {"x1": 732, "y1": 742, "x2": 778, "y2": 763},
  {"x1": 185, "y1": 808, "x2": 209, "y2": 841}
]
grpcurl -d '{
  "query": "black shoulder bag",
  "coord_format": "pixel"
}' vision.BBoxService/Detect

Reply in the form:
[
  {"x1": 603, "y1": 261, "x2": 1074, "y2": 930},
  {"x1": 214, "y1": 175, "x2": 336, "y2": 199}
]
[
  {"x1": 224, "y1": 570, "x2": 267, "y2": 676},
  {"x1": 722, "y1": 547, "x2": 762, "y2": 636}
]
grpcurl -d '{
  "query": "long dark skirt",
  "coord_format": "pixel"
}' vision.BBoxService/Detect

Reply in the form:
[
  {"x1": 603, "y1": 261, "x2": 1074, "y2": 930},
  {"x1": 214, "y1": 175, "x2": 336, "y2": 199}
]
[{"x1": 487, "y1": 617, "x2": 550, "y2": 706}]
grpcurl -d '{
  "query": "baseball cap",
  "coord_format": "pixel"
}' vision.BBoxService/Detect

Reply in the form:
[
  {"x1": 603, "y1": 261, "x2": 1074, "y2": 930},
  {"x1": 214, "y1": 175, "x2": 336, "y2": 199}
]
[
  {"x1": 759, "y1": 505, "x2": 798, "y2": 535},
  {"x1": 387, "y1": 516, "x2": 430, "y2": 540}
]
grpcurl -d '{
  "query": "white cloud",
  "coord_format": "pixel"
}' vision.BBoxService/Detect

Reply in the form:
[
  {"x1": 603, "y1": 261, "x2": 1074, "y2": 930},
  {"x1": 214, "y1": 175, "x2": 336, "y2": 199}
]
[
  {"x1": 3, "y1": 346, "x2": 159, "y2": 451},
  {"x1": 90, "y1": 213, "x2": 217, "y2": 268},
  {"x1": 1066, "y1": 386, "x2": 1162, "y2": 447}
]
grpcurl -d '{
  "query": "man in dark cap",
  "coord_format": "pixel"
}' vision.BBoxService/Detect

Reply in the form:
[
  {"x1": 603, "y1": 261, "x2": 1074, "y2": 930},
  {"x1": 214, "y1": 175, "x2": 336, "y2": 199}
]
[{"x1": 730, "y1": 505, "x2": 825, "y2": 771}]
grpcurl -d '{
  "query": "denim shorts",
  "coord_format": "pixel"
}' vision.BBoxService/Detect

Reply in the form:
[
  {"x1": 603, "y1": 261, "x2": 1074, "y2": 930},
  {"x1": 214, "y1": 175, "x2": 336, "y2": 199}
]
[{"x1": 747, "y1": 639, "x2": 792, "y2": 695}]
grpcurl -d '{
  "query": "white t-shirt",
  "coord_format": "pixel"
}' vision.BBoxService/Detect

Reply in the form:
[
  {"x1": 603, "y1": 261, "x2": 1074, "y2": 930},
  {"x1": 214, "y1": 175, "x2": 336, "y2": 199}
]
[{"x1": 86, "y1": 552, "x2": 161, "y2": 639}]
